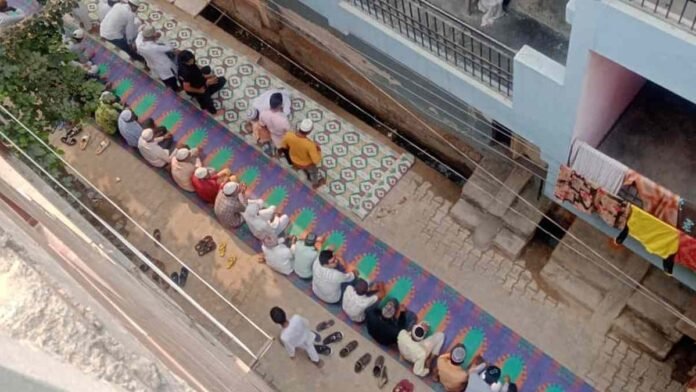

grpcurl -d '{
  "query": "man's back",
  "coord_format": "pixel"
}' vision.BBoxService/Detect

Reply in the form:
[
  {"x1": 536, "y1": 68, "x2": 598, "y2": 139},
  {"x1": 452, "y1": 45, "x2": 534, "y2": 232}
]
[
  {"x1": 100, "y1": 4, "x2": 132, "y2": 40},
  {"x1": 437, "y1": 354, "x2": 469, "y2": 392},
  {"x1": 280, "y1": 315, "x2": 312, "y2": 350},
  {"x1": 292, "y1": 242, "x2": 317, "y2": 279},
  {"x1": 138, "y1": 136, "x2": 169, "y2": 168},
  {"x1": 282, "y1": 132, "x2": 321, "y2": 168},
  {"x1": 311, "y1": 261, "x2": 352, "y2": 303},
  {"x1": 365, "y1": 305, "x2": 400, "y2": 346},
  {"x1": 259, "y1": 109, "x2": 290, "y2": 148}
]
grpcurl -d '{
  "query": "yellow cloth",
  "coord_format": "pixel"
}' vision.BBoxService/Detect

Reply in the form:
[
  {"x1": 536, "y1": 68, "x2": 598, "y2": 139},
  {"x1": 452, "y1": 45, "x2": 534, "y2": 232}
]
[
  {"x1": 627, "y1": 206, "x2": 679, "y2": 258},
  {"x1": 280, "y1": 132, "x2": 321, "y2": 167}
]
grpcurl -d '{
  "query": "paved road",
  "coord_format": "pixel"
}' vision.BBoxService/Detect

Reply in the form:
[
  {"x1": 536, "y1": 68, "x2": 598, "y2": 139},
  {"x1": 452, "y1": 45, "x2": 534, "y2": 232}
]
[{"x1": 0, "y1": 154, "x2": 272, "y2": 392}]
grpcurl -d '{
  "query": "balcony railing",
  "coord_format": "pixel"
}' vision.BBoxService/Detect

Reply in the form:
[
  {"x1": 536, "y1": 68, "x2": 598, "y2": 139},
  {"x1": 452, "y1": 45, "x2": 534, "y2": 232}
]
[
  {"x1": 347, "y1": 0, "x2": 515, "y2": 97},
  {"x1": 623, "y1": 0, "x2": 696, "y2": 33}
]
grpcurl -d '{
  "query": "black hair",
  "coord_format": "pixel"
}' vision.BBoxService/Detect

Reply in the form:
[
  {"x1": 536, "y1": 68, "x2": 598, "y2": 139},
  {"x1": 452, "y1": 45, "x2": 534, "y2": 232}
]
[
  {"x1": 318, "y1": 250, "x2": 334, "y2": 266},
  {"x1": 354, "y1": 279, "x2": 368, "y2": 295},
  {"x1": 177, "y1": 50, "x2": 195, "y2": 65},
  {"x1": 142, "y1": 118, "x2": 155, "y2": 129},
  {"x1": 270, "y1": 306, "x2": 287, "y2": 325},
  {"x1": 269, "y1": 92, "x2": 283, "y2": 110}
]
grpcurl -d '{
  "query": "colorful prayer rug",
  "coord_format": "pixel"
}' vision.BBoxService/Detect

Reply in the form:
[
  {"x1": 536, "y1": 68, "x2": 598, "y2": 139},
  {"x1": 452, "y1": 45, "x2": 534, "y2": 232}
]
[
  {"x1": 81, "y1": 34, "x2": 594, "y2": 392},
  {"x1": 77, "y1": 0, "x2": 414, "y2": 219}
]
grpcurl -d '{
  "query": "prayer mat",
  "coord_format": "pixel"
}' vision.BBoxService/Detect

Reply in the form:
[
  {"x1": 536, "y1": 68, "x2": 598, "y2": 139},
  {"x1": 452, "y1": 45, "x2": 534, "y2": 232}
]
[
  {"x1": 622, "y1": 170, "x2": 680, "y2": 227},
  {"x1": 78, "y1": 0, "x2": 414, "y2": 219},
  {"x1": 80, "y1": 35, "x2": 593, "y2": 392}
]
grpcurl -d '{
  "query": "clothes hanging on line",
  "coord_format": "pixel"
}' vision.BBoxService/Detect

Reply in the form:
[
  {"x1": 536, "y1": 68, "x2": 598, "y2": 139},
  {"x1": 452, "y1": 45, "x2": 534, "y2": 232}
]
[
  {"x1": 677, "y1": 198, "x2": 696, "y2": 235},
  {"x1": 622, "y1": 170, "x2": 680, "y2": 227},
  {"x1": 594, "y1": 188, "x2": 629, "y2": 229},
  {"x1": 555, "y1": 165, "x2": 629, "y2": 228},
  {"x1": 676, "y1": 233, "x2": 696, "y2": 273},
  {"x1": 570, "y1": 140, "x2": 628, "y2": 195},
  {"x1": 618, "y1": 206, "x2": 680, "y2": 259}
]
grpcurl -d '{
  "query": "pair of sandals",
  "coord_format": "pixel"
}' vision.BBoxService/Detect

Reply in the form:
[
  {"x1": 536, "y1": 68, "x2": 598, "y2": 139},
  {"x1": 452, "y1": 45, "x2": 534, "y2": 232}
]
[
  {"x1": 60, "y1": 125, "x2": 82, "y2": 146},
  {"x1": 355, "y1": 354, "x2": 388, "y2": 389},
  {"x1": 195, "y1": 235, "x2": 216, "y2": 256},
  {"x1": 170, "y1": 267, "x2": 189, "y2": 287}
]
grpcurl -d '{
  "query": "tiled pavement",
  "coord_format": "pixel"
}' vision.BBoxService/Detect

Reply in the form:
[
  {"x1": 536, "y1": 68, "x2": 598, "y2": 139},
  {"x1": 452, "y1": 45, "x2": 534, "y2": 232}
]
[{"x1": 78, "y1": 0, "x2": 414, "y2": 219}]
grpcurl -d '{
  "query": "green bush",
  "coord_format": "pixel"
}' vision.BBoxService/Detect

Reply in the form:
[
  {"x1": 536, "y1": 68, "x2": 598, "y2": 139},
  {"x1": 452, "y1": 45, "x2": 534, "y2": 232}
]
[{"x1": 0, "y1": 0, "x2": 102, "y2": 167}]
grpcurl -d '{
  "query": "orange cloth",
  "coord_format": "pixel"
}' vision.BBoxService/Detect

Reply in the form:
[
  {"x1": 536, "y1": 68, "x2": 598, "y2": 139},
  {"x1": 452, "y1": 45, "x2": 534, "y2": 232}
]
[
  {"x1": 622, "y1": 170, "x2": 679, "y2": 227},
  {"x1": 436, "y1": 354, "x2": 469, "y2": 392},
  {"x1": 627, "y1": 206, "x2": 680, "y2": 258},
  {"x1": 252, "y1": 121, "x2": 271, "y2": 144},
  {"x1": 280, "y1": 132, "x2": 321, "y2": 167},
  {"x1": 676, "y1": 233, "x2": 696, "y2": 272}
]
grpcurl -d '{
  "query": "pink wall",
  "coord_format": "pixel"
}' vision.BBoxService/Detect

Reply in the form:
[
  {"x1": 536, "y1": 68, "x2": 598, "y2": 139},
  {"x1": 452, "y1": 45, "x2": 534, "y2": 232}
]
[{"x1": 572, "y1": 52, "x2": 646, "y2": 147}]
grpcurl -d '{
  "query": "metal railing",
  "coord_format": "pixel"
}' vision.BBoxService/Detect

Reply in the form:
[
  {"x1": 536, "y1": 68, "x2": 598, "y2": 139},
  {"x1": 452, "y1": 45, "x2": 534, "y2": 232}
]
[
  {"x1": 347, "y1": 0, "x2": 515, "y2": 97},
  {"x1": 623, "y1": 0, "x2": 696, "y2": 33}
]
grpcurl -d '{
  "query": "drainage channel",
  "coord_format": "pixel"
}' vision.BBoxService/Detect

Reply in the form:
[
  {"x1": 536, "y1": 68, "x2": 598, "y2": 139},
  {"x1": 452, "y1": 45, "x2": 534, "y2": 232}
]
[{"x1": 199, "y1": 4, "x2": 469, "y2": 186}]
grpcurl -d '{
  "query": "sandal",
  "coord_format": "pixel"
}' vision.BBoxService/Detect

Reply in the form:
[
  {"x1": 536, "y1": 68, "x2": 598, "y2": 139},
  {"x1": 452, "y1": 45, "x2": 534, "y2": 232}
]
[
  {"x1": 314, "y1": 344, "x2": 331, "y2": 356},
  {"x1": 153, "y1": 229, "x2": 161, "y2": 243},
  {"x1": 315, "y1": 319, "x2": 334, "y2": 332},
  {"x1": 373, "y1": 355, "x2": 385, "y2": 378},
  {"x1": 339, "y1": 340, "x2": 358, "y2": 357},
  {"x1": 226, "y1": 256, "x2": 237, "y2": 269},
  {"x1": 354, "y1": 353, "x2": 372, "y2": 373},
  {"x1": 218, "y1": 241, "x2": 227, "y2": 257},
  {"x1": 79, "y1": 134, "x2": 90, "y2": 150},
  {"x1": 67, "y1": 125, "x2": 82, "y2": 138},
  {"x1": 195, "y1": 235, "x2": 216, "y2": 256},
  {"x1": 179, "y1": 267, "x2": 189, "y2": 287},
  {"x1": 61, "y1": 136, "x2": 77, "y2": 146},
  {"x1": 322, "y1": 331, "x2": 343, "y2": 345},
  {"x1": 96, "y1": 139, "x2": 110, "y2": 155},
  {"x1": 170, "y1": 272, "x2": 179, "y2": 286},
  {"x1": 377, "y1": 366, "x2": 388, "y2": 389}
]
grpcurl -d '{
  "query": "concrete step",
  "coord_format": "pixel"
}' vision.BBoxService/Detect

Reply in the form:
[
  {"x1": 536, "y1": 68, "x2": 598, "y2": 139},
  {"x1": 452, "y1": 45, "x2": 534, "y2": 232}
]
[
  {"x1": 472, "y1": 215, "x2": 503, "y2": 250},
  {"x1": 502, "y1": 177, "x2": 549, "y2": 239},
  {"x1": 539, "y1": 258, "x2": 604, "y2": 315},
  {"x1": 460, "y1": 156, "x2": 514, "y2": 210},
  {"x1": 489, "y1": 166, "x2": 533, "y2": 218},
  {"x1": 611, "y1": 310, "x2": 677, "y2": 360}
]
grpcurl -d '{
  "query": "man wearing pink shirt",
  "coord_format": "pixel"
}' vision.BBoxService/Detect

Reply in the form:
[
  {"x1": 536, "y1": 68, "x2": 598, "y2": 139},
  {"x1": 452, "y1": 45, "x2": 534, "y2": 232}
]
[{"x1": 259, "y1": 93, "x2": 290, "y2": 156}]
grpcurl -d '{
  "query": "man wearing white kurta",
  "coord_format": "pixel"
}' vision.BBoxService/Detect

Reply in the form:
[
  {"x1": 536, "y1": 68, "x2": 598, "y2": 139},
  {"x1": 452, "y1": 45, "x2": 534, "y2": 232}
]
[
  {"x1": 312, "y1": 250, "x2": 355, "y2": 304},
  {"x1": 100, "y1": 0, "x2": 142, "y2": 60},
  {"x1": 270, "y1": 307, "x2": 323, "y2": 367},
  {"x1": 0, "y1": 0, "x2": 25, "y2": 31},
  {"x1": 136, "y1": 25, "x2": 179, "y2": 90},
  {"x1": 397, "y1": 322, "x2": 445, "y2": 377},
  {"x1": 261, "y1": 237, "x2": 293, "y2": 275},
  {"x1": 253, "y1": 89, "x2": 292, "y2": 117},
  {"x1": 242, "y1": 199, "x2": 289, "y2": 241}
]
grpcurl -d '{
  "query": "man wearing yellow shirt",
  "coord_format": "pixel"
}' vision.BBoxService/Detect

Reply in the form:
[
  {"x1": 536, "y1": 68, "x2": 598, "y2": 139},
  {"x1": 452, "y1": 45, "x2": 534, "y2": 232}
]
[{"x1": 280, "y1": 119, "x2": 326, "y2": 189}]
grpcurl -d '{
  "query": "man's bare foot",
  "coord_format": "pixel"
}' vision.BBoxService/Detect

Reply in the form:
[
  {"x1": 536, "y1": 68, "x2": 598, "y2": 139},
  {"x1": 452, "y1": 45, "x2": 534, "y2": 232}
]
[
  {"x1": 314, "y1": 359, "x2": 324, "y2": 368},
  {"x1": 312, "y1": 177, "x2": 327, "y2": 189}
]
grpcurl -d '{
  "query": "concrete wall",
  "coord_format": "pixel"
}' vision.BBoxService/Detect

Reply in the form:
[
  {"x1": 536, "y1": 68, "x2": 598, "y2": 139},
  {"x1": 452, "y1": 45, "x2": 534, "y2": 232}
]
[{"x1": 572, "y1": 52, "x2": 645, "y2": 148}]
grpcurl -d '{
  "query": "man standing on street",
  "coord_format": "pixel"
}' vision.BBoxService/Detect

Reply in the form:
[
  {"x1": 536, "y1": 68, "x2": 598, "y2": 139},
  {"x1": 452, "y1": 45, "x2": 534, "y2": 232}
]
[{"x1": 270, "y1": 306, "x2": 326, "y2": 368}]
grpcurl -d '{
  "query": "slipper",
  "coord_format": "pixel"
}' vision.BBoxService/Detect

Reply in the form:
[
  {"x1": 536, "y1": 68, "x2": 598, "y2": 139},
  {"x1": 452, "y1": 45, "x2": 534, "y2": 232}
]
[
  {"x1": 322, "y1": 331, "x2": 343, "y2": 345},
  {"x1": 67, "y1": 125, "x2": 82, "y2": 138},
  {"x1": 79, "y1": 134, "x2": 90, "y2": 150},
  {"x1": 96, "y1": 139, "x2": 110, "y2": 155},
  {"x1": 179, "y1": 267, "x2": 189, "y2": 287},
  {"x1": 315, "y1": 319, "x2": 334, "y2": 332},
  {"x1": 195, "y1": 235, "x2": 216, "y2": 256},
  {"x1": 377, "y1": 366, "x2": 388, "y2": 389},
  {"x1": 139, "y1": 263, "x2": 150, "y2": 273},
  {"x1": 60, "y1": 136, "x2": 77, "y2": 146},
  {"x1": 218, "y1": 241, "x2": 227, "y2": 257},
  {"x1": 373, "y1": 355, "x2": 385, "y2": 378},
  {"x1": 314, "y1": 344, "x2": 331, "y2": 356},
  {"x1": 354, "y1": 353, "x2": 372, "y2": 373},
  {"x1": 226, "y1": 256, "x2": 237, "y2": 269},
  {"x1": 170, "y1": 272, "x2": 179, "y2": 286},
  {"x1": 153, "y1": 229, "x2": 161, "y2": 242},
  {"x1": 339, "y1": 340, "x2": 358, "y2": 357}
]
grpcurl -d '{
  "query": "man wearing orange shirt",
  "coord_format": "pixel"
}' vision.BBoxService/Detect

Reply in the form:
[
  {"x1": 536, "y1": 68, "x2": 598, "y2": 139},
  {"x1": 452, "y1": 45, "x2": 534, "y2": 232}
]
[{"x1": 279, "y1": 119, "x2": 325, "y2": 189}]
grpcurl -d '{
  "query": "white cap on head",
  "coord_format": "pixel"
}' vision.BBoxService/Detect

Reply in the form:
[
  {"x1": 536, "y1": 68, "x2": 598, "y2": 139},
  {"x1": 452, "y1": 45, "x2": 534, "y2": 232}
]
[
  {"x1": 100, "y1": 91, "x2": 116, "y2": 104},
  {"x1": 222, "y1": 182, "x2": 239, "y2": 196},
  {"x1": 175, "y1": 148, "x2": 190, "y2": 161},
  {"x1": 246, "y1": 108, "x2": 259, "y2": 121},
  {"x1": 127, "y1": 0, "x2": 142, "y2": 6},
  {"x1": 194, "y1": 167, "x2": 208, "y2": 179},
  {"x1": 141, "y1": 128, "x2": 154, "y2": 141},
  {"x1": 299, "y1": 119, "x2": 313, "y2": 133},
  {"x1": 141, "y1": 25, "x2": 155, "y2": 39},
  {"x1": 72, "y1": 29, "x2": 85, "y2": 40},
  {"x1": 121, "y1": 109, "x2": 133, "y2": 122}
]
